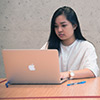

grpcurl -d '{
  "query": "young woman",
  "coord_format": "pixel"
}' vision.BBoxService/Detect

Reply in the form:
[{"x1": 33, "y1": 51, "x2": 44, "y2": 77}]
[{"x1": 41, "y1": 6, "x2": 99, "y2": 79}]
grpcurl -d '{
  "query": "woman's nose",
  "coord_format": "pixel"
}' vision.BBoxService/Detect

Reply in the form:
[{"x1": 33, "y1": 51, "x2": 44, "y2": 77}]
[{"x1": 58, "y1": 27, "x2": 63, "y2": 32}]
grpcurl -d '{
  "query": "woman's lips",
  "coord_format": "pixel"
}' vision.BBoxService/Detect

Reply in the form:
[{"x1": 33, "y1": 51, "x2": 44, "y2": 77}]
[{"x1": 59, "y1": 34, "x2": 64, "y2": 37}]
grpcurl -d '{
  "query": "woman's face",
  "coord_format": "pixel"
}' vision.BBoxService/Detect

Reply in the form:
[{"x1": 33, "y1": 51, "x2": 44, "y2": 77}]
[{"x1": 54, "y1": 14, "x2": 76, "y2": 45}]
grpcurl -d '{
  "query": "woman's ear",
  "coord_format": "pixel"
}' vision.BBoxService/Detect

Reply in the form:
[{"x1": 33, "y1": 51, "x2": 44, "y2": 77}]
[{"x1": 73, "y1": 24, "x2": 77, "y2": 30}]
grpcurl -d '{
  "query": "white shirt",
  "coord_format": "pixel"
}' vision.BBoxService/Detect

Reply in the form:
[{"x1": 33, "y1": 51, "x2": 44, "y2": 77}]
[{"x1": 41, "y1": 40, "x2": 99, "y2": 77}]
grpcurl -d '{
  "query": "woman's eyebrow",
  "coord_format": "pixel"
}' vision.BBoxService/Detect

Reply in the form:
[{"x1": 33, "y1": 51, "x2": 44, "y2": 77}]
[
  {"x1": 55, "y1": 21, "x2": 67, "y2": 25},
  {"x1": 60, "y1": 21, "x2": 67, "y2": 24}
]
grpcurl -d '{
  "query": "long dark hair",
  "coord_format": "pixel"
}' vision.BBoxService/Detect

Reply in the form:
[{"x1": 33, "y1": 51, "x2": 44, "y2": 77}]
[{"x1": 48, "y1": 6, "x2": 86, "y2": 53}]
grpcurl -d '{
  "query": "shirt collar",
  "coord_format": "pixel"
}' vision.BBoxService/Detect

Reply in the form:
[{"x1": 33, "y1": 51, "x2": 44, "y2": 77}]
[{"x1": 61, "y1": 39, "x2": 78, "y2": 50}]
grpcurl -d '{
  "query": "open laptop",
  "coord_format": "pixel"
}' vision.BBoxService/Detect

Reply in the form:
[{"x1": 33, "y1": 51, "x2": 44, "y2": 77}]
[{"x1": 2, "y1": 49, "x2": 68, "y2": 85}]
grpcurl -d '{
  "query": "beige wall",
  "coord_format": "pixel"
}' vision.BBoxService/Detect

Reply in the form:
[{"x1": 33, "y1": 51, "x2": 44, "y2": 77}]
[{"x1": 0, "y1": 0, "x2": 100, "y2": 78}]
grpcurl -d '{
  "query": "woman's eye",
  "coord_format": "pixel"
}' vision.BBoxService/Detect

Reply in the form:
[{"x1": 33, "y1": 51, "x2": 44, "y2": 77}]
[
  {"x1": 54, "y1": 25, "x2": 58, "y2": 28},
  {"x1": 62, "y1": 25, "x2": 67, "y2": 27}
]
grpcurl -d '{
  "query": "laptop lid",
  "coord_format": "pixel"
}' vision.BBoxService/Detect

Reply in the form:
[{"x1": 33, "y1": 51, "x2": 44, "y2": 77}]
[{"x1": 2, "y1": 49, "x2": 67, "y2": 84}]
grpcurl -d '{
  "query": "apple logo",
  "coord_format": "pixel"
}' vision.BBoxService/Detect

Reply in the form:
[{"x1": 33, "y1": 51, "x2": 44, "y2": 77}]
[{"x1": 28, "y1": 64, "x2": 36, "y2": 71}]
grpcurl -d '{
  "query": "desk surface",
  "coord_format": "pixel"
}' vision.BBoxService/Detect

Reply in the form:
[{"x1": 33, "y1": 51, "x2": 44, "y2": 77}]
[{"x1": 0, "y1": 77, "x2": 100, "y2": 100}]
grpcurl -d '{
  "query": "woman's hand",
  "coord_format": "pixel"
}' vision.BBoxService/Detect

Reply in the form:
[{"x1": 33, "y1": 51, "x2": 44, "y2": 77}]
[{"x1": 60, "y1": 71, "x2": 70, "y2": 80}]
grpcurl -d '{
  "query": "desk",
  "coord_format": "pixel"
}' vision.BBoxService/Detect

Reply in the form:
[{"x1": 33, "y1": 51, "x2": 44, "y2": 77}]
[{"x1": 0, "y1": 77, "x2": 100, "y2": 100}]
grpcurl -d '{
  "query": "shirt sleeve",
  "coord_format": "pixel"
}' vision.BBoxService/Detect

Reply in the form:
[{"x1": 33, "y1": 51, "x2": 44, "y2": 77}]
[
  {"x1": 80, "y1": 43, "x2": 99, "y2": 77},
  {"x1": 40, "y1": 42, "x2": 48, "y2": 50}
]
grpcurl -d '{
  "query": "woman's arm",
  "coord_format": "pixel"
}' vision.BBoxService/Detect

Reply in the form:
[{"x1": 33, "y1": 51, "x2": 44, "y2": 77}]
[
  {"x1": 60, "y1": 68, "x2": 95, "y2": 80},
  {"x1": 71, "y1": 68, "x2": 95, "y2": 78},
  {"x1": 60, "y1": 42, "x2": 99, "y2": 80}
]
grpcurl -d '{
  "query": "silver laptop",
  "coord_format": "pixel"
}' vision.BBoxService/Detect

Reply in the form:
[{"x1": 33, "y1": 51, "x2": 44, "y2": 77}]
[{"x1": 2, "y1": 49, "x2": 67, "y2": 85}]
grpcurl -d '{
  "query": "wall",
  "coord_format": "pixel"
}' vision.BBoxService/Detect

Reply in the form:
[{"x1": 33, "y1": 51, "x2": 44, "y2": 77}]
[{"x1": 0, "y1": 0, "x2": 100, "y2": 77}]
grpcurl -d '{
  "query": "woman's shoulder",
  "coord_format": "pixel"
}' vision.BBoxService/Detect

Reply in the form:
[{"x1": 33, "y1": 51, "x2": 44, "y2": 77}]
[{"x1": 77, "y1": 40, "x2": 95, "y2": 49}]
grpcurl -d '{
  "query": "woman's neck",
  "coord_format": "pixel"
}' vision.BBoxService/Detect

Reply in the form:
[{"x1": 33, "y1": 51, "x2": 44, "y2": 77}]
[{"x1": 61, "y1": 38, "x2": 76, "y2": 46}]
